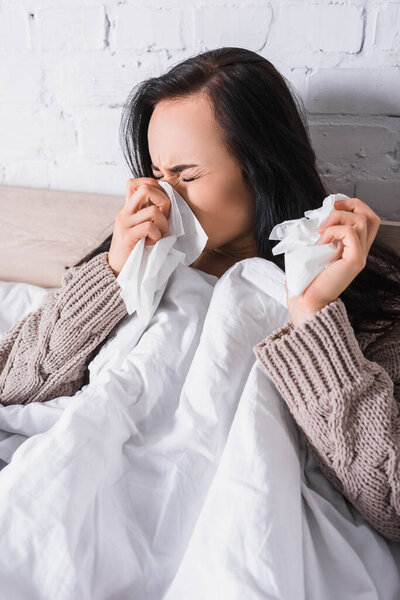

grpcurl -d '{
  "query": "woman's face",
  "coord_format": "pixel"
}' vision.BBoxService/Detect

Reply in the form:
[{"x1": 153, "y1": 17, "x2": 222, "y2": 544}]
[{"x1": 147, "y1": 94, "x2": 258, "y2": 261}]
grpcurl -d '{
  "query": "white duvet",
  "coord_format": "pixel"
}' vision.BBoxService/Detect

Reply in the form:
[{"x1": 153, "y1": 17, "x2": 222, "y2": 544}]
[{"x1": 0, "y1": 258, "x2": 399, "y2": 600}]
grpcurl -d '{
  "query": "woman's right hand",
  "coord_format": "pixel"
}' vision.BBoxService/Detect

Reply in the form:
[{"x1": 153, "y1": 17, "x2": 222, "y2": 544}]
[{"x1": 107, "y1": 177, "x2": 171, "y2": 277}]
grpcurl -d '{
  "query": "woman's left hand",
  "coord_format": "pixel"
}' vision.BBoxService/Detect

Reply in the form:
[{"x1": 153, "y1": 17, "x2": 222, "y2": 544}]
[{"x1": 287, "y1": 197, "x2": 382, "y2": 328}]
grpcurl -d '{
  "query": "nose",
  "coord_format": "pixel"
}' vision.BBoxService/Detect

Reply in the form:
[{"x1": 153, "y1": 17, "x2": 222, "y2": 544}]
[
  {"x1": 156, "y1": 175, "x2": 181, "y2": 191},
  {"x1": 156, "y1": 172, "x2": 176, "y2": 183},
  {"x1": 158, "y1": 177, "x2": 189, "y2": 206}
]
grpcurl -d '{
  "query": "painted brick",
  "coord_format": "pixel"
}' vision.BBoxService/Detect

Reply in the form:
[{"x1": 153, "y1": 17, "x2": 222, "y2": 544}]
[
  {"x1": 375, "y1": 3, "x2": 400, "y2": 50},
  {"x1": 0, "y1": 7, "x2": 31, "y2": 51},
  {"x1": 0, "y1": 0, "x2": 398, "y2": 222},
  {"x1": 77, "y1": 108, "x2": 123, "y2": 162},
  {"x1": 356, "y1": 179, "x2": 400, "y2": 220},
  {"x1": 114, "y1": 6, "x2": 184, "y2": 52},
  {"x1": 0, "y1": 108, "x2": 76, "y2": 161},
  {"x1": 47, "y1": 53, "x2": 160, "y2": 106},
  {"x1": 0, "y1": 57, "x2": 42, "y2": 103},
  {"x1": 34, "y1": 6, "x2": 106, "y2": 51},
  {"x1": 309, "y1": 120, "x2": 400, "y2": 181},
  {"x1": 271, "y1": 4, "x2": 364, "y2": 54},
  {"x1": 193, "y1": 5, "x2": 272, "y2": 51},
  {"x1": 307, "y1": 68, "x2": 400, "y2": 115}
]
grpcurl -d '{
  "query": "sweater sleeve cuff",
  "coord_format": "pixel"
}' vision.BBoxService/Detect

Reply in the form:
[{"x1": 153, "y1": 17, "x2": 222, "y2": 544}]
[
  {"x1": 57, "y1": 251, "x2": 128, "y2": 326},
  {"x1": 252, "y1": 298, "x2": 367, "y2": 404}
]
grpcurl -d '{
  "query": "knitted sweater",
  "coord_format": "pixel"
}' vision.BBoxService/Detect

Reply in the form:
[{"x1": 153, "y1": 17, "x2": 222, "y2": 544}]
[
  {"x1": 0, "y1": 251, "x2": 128, "y2": 405},
  {"x1": 253, "y1": 298, "x2": 400, "y2": 542},
  {"x1": 0, "y1": 251, "x2": 399, "y2": 542}
]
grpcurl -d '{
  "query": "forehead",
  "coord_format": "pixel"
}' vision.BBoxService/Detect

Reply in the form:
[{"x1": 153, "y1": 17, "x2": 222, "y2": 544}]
[{"x1": 147, "y1": 94, "x2": 227, "y2": 167}]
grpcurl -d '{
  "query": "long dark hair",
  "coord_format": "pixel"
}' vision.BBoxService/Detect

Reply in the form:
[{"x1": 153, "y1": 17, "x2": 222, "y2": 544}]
[{"x1": 73, "y1": 47, "x2": 400, "y2": 334}]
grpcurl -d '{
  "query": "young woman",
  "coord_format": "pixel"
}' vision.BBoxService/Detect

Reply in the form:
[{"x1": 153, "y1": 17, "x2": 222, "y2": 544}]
[{"x1": 0, "y1": 47, "x2": 399, "y2": 542}]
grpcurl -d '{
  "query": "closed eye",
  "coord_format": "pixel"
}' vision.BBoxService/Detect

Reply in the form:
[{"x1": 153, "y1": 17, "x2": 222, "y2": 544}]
[{"x1": 153, "y1": 176, "x2": 196, "y2": 183}]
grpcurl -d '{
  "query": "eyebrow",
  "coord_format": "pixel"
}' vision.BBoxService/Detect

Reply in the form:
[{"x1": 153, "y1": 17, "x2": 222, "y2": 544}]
[{"x1": 151, "y1": 163, "x2": 199, "y2": 173}]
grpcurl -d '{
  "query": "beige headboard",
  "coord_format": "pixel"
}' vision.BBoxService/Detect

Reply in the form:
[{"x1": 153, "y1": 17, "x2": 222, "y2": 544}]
[
  {"x1": 375, "y1": 220, "x2": 400, "y2": 257},
  {"x1": 0, "y1": 184, "x2": 399, "y2": 289},
  {"x1": 0, "y1": 184, "x2": 124, "y2": 288}
]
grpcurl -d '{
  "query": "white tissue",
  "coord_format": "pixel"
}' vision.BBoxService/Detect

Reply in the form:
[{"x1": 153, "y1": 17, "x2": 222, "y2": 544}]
[
  {"x1": 116, "y1": 181, "x2": 208, "y2": 325},
  {"x1": 269, "y1": 193, "x2": 350, "y2": 298}
]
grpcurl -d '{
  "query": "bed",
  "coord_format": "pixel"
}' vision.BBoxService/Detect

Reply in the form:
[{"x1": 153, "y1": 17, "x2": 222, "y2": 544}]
[{"x1": 0, "y1": 183, "x2": 399, "y2": 600}]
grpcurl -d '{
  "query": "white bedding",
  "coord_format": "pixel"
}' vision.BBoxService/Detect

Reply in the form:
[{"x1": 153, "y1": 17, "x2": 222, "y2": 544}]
[{"x1": 0, "y1": 258, "x2": 399, "y2": 600}]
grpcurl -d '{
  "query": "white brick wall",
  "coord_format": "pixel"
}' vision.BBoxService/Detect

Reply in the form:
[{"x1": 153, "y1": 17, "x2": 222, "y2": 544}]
[{"x1": 0, "y1": 0, "x2": 399, "y2": 219}]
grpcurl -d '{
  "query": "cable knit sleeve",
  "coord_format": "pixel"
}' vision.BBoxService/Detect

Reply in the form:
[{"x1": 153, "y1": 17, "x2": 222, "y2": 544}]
[
  {"x1": 252, "y1": 297, "x2": 400, "y2": 542},
  {"x1": 0, "y1": 251, "x2": 128, "y2": 406}
]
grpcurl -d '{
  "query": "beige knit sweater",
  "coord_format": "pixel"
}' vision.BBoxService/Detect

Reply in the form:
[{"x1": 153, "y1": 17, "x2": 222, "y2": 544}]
[
  {"x1": 253, "y1": 298, "x2": 400, "y2": 542},
  {"x1": 0, "y1": 251, "x2": 128, "y2": 405},
  {"x1": 0, "y1": 250, "x2": 399, "y2": 542}
]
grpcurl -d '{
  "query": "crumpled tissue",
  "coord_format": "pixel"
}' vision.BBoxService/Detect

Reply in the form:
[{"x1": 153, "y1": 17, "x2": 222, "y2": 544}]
[
  {"x1": 116, "y1": 181, "x2": 208, "y2": 325},
  {"x1": 269, "y1": 193, "x2": 350, "y2": 298}
]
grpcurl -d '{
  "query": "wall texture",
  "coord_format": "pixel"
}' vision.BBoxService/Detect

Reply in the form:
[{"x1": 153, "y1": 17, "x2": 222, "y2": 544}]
[{"x1": 0, "y1": 0, "x2": 399, "y2": 219}]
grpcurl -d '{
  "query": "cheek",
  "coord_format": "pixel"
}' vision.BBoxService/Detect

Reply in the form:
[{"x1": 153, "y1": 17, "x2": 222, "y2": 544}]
[
  {"x1": 181, "y1": 185, "x2": 225, "y2": 233},
  {"x1": 183, "y1": 180, "x2": 254, "y2": 246},
  {"x1": 204, "y1": 196, "x2": 251, "y2": 247}
]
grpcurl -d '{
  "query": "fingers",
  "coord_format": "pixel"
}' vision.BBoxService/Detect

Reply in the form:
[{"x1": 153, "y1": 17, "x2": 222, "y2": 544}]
[
  {"x1": 125, "y1": 203, "x2": 170, "y2": 236},
  {"x1": 108, "y1": 179, "x2": 171, "y2": 275},
  {"x1": 130, "y1": 220, "x2": 163, "y2": 247},
  {"x1": 125, "y1": 177, "x2": 159, "y2": 204},
  {"x1": 318, "y1": 224, "x2": 366, "y2": 272},
  {"x1": 333, "y1": 196, "x2": 381, "y2": 251},
  {"x1": 124, "y1": 178, "x2": 171, "y2": 219},
  {"x1": 319, "y1": 209, "x2": 368, "y2": 252},
  {"x1": 333, "y1": 196, "x2": 379, "y2": 221}
]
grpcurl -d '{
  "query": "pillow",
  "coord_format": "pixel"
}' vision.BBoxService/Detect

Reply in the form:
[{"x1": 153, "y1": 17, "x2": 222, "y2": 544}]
[{"x1": 0, "y1": 184, "x2": 124, "y2": 288}]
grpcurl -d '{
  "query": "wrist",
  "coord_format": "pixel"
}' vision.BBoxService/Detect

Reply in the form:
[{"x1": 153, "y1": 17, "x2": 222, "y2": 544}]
[
  {"x1": 289, "y1": 302, "x2": 328, "y2": 328},
  {"x1": 106, "y1": 252, "x2": 120, "y2": 278}
]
